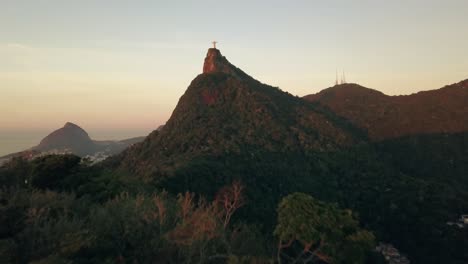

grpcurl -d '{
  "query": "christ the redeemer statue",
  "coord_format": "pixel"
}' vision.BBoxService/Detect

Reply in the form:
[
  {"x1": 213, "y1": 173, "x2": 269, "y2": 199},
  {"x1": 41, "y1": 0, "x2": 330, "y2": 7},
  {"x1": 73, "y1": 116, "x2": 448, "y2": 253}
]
[{"x1": 212, "y1": 41, "x2": 217, "y2": 49}]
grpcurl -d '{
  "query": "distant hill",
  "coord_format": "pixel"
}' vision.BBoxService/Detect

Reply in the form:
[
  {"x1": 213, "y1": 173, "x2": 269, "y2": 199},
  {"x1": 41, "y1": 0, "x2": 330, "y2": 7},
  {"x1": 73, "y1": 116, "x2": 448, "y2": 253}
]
[
  {"x1": 35, "y1": 122, "x2": 97, "y2": 155},
  {"x1": 303, "y1": 80, "x2": 468, "y2": 140},
  {"x1": 0, "y1": 122, "x2": 145, "y2": 164},
  {"x1": 117, "y1": 48, "x2": 363, "y2": 178}
]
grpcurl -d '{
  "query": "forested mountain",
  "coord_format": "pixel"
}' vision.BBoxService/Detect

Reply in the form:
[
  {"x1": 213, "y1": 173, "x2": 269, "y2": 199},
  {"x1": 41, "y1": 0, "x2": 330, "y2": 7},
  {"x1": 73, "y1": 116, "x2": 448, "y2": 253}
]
[
  {"x1": 304, "y1": 80, "x2": 468, "y2": 140},
  {"x1": 117, "y1": 48, "x2": 363, "y2": 179},
  {"x1": 111, "y1": 49, "x2": 468, "y2": 263},
  {"x1": 1, "y1": 48, "x2": 468, "y2": 263}
]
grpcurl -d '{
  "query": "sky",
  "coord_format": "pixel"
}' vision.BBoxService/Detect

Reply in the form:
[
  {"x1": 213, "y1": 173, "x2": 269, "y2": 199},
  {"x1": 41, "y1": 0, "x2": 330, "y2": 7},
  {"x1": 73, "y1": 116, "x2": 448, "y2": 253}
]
[{"x1": 1, "y1": 0, "x2": 467, "y2": 136}]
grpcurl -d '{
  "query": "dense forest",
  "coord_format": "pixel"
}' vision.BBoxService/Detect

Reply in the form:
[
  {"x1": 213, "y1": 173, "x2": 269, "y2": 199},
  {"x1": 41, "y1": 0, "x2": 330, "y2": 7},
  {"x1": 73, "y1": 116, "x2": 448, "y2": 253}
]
[
  {"x1": 1, "y1": 154, "x2": 381, "y2": 263},
  {"x1": 2, "y1": 133, "x2": 468, "y2": 263}
]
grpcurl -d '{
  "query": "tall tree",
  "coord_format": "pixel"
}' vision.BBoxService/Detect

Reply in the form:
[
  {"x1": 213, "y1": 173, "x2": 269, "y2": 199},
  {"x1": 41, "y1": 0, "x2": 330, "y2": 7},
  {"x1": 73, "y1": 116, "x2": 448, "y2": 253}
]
[{"x1": 274, "y1": 193, "x2": 375, "y2": 264}]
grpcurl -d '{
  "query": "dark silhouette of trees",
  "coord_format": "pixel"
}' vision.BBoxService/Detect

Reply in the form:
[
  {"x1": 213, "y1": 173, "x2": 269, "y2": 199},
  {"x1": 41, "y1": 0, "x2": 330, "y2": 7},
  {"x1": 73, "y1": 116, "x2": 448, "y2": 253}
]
[{"x1": 275, "y1": 193, "x2": 375, "y2": 264}]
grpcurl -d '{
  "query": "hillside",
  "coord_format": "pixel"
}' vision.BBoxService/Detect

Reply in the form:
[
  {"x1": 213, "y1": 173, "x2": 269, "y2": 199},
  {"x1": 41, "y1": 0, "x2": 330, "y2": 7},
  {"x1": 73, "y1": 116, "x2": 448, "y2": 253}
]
[
  {"x1": 304, "y1": 80, "x2": 468, "y2": 140},
  {"x1": 0, "y1": 123, "x2": 145, "y2": 165},
  {"x1": 36, "y1": 122, "x2": 146, "y2": 156},
  {"x1": 117, "y1": 48, "x2": 363, "y2": 178},
  {"x1": 35, "y1": 122, "x2": 97, "y2": 155}
]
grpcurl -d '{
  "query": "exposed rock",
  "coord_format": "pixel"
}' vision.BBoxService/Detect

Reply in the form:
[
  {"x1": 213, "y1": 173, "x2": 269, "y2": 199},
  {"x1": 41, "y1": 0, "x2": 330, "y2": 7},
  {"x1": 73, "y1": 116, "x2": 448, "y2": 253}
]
[{"x1": 202, "y1": 48, "x2": 251, "y2": 79}]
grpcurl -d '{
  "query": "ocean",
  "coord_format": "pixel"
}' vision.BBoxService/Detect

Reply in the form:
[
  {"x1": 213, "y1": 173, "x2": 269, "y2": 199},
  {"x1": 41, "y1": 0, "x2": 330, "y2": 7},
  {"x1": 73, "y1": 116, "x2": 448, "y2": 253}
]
[
  {"x1": 0, "y1": 131, "x2": 46, "y2": 156},
  {"x1": 0, "y1": 130, "x2": 150, "y2": 157}
]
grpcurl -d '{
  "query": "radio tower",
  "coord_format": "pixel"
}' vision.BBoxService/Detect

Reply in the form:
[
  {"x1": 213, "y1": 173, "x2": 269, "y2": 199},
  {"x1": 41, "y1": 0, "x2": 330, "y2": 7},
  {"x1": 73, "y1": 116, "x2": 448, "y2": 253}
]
[
  {"x1": 335, "y1": 69, "x2": 339, "y2": 86},
  {"x1": 340, "y1": 70, "x2": 346, "y2": 84}
]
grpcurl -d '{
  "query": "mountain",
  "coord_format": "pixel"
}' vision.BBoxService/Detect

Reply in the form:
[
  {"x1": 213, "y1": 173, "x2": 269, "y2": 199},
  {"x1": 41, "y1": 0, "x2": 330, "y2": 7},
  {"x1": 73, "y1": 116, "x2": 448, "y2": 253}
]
[
  {"x1": 117, "y1": 48, "x2": 364, "y2": 178},
  {"x1": 304, "y1": 80, "x2": 468, "y2": 140},
  {"x1": 111, "y1": 49, "x2": 468, "y2": 263},
  {"x1": 2, "y1": 47, "x2": 468, "y2": 263},
  {"x1": 0, "y1": 122, "x2": 145, "y2": 164},
  {"x1": 35, "y1": 122, "x2": 96, "y2": 155},
  {"x1": 301, "y1": 81, "x2": 468, "y2": 263}
]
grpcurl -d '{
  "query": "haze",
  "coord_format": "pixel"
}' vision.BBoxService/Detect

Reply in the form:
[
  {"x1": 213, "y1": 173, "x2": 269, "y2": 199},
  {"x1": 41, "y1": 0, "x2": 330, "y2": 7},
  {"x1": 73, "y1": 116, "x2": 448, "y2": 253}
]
[{"x1": 1, "y1": 0, "x2": 467, "y2": 133}]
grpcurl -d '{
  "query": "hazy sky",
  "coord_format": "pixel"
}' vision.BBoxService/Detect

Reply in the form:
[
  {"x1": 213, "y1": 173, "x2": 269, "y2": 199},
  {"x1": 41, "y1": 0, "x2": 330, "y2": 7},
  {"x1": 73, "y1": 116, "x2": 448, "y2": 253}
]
[{"x1": 1, "y1": 0, "x2": 467, "y2": 134}]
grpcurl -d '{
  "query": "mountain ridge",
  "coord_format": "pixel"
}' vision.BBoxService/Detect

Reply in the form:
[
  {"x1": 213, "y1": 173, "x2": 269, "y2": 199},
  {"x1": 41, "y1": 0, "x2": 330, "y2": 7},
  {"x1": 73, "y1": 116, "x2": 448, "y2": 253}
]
[{"x1": 304, "y1": 79, "x2": 468, "y2": 140}]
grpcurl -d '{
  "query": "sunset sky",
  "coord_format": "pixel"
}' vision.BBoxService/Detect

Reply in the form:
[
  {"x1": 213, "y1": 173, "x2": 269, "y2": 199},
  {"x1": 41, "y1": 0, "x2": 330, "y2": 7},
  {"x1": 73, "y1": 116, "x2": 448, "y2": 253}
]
[{"x1": 1, "y1": 0, "x2": 467, "y2": 135}]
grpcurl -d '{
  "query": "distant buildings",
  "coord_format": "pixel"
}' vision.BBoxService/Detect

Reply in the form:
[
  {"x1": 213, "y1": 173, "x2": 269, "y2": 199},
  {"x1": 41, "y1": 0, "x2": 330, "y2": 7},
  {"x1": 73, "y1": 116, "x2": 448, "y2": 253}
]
[
  {"x1": 83, "y1": 152, "x2": 110, "y2": 165},
  {"x1": 0, "y1": 149, "x2": 109, "y2": 168},
  {"x1": 376, "y1": 243, "x2": 410, "y2": 264}
]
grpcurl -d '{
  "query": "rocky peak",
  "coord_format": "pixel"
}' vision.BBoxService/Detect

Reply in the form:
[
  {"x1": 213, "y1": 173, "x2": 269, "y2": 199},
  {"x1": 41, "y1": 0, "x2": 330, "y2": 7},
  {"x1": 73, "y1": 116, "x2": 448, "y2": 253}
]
[
  {"x1": 62, "y1": 122, "x2": 89, "y2": 136},
  {"x1": 36, "y1": 122, "x2": 93, "y2": 153},
  {"x1": 202, "y1": 48, "x2": 250, "y2": 79},
  {"x1": 64, "y1": 122, "x2": 82, "y2": 130}
]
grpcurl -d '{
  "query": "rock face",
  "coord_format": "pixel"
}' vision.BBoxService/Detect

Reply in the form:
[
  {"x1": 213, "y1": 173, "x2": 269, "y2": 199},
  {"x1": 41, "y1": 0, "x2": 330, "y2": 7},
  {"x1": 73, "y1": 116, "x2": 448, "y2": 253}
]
[{"x1": 202, "y1": 48, "x2": 251, "y2": 79}]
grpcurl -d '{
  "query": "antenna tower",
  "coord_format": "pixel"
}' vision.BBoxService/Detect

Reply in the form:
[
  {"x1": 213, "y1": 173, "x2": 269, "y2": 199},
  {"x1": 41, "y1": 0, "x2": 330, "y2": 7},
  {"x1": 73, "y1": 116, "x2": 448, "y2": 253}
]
[{"x1": 335, "y1": 69, "x2": 339, "y2": 86}]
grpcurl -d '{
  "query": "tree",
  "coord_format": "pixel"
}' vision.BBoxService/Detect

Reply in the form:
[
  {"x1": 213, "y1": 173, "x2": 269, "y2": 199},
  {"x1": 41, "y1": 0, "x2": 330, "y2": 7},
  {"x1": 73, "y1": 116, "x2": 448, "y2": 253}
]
[
  {"x1": 168, "y1": 182, "x2": 247, "y2": 262},
  {"x1": 0, "y1": 157, "x2": 31, "y2": 188},
  {"x1": 274, "y1": 193, "x2": 375, "y2": 264},
  {"x1": 215, "y1": 180, "x2": 246, "y2": 228},
  {"x1": 29, "y1": 154, "x2": 81, "y2": 190}
]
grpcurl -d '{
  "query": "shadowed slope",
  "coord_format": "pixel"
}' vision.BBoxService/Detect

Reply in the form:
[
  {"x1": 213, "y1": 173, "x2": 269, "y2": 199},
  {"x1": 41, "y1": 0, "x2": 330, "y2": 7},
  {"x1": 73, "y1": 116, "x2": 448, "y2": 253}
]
[
  {"x1": 304, "y1": 80, "x2": 468, "y2": 140},
  {"x1": 35, "y1": 122, "x2": 96, "y2": 155}
]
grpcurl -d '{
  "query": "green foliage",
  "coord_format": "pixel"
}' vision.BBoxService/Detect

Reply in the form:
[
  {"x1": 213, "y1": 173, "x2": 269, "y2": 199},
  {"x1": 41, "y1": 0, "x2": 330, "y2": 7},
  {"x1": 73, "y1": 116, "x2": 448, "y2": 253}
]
[
  {"x1": 375, "y1": 132, "x2": 468, "y2": 187},
  {"x1": 0, "y1": 188, "x2": 90, "y2": 263},
  {"x1": 2, "y1": 130, "x2": 468, "y2": 263},
  {"x1": 229, "y1": 224, "x2": 270, "y2": 258},
  {"x1": 156, "y1": 143, "x2": 468, "y2": 263},
  {"x1": 0, "y1": 154, "x2": 82, "y2": 191},
  {"x1": 275, "y1": 193, "x2": 327, "y2": 244},
  {"x1": 29, "y1": 154, "x2": 81, "y2": 189},
  {"x1": 274, "y1": 193, "x2": 375, "y2": 264},
  {"x1": 0, "y1": 157, "x2": 32, "y2": 187},
  {"x1": 118, "y1": 72, "x2": 362, "y2": 178},
  {"x1": 83, "y1": 192, "x2": 178, "y2": 262},
  {"x1": 0, "y1": 169, "x2": 263, "y2": 263}
]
